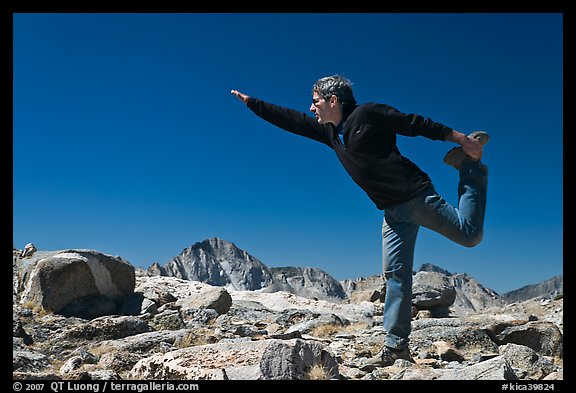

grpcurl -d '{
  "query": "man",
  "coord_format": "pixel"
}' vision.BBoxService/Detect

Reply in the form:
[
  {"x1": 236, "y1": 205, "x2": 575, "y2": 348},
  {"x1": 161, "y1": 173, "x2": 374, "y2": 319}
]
[{"x1": 231, "y1": 75, "x2": 488, "y2": 366}]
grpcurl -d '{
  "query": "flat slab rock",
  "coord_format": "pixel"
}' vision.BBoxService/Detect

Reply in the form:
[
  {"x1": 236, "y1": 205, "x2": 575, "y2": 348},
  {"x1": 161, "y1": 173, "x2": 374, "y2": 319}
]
[{"x1": 128, "y1": 338, "x2": 339, "y2": 380}]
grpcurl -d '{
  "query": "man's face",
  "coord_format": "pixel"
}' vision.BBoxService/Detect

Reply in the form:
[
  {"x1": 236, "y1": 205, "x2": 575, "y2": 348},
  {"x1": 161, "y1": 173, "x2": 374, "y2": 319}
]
[{"x1": 310, "y1": 91, "x2": 339, "y2": 125}]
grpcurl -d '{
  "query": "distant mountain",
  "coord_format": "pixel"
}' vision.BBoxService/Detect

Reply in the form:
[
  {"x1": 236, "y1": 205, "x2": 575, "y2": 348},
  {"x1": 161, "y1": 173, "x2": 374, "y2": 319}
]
[
  {"x1": 415, "y1": 264, "x2": 563, "y2": 314},
  {"x1": 448, "y1": 273, "x2": 504, "y2": 315},
  {"x1": 149, "y1": 240, "x2": 562, "y2": 309},
  {"x1": 500, "y1": 275, "x2": 563, "y2": 304},
  {"x1": 263, "y1": 266, "x2": 347, "y2": 301},
  {"x1": 150, "y1": 237, "x2": 275, "y2": 291},
  {"x1": 418, "y1": 263, "x2": 452, "y2": 276},
  {"x1": 417, "y1": 263, "x2": 502, "y2": 314},
  {"x1": 418, "y1": 263, "x2": 563, "y2": 304},
  {"x1": 149, "y1": 238, "x2": 347, "y2": 301}
]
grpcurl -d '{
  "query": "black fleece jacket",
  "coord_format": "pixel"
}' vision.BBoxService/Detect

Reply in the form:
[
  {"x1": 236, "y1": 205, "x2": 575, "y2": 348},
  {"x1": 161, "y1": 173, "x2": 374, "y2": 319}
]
[{"x1": 247, "y1": 97, "x2": 453, "y2": 209}]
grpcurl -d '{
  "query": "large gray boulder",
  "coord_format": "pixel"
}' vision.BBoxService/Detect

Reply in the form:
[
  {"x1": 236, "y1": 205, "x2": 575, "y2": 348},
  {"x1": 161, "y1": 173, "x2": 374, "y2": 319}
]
[
  {"x1": 412, "y1": 271, "x2": 456, "y2": 317},
  {"x1": 18, "y1": 250, "x2": 135, "y2": 318}
]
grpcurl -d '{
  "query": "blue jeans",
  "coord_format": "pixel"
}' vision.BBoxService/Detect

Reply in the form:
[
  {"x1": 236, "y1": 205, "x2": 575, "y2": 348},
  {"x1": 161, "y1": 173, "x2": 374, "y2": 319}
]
[{"x1": 382, "y1": 160, "x2": 488, "y2": 350}]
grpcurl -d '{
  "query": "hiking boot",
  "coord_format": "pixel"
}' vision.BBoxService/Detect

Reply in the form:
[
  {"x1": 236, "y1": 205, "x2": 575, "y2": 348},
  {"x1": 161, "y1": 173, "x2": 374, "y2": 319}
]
[
  {"x1": 363, "y1": 345, "x2": 415, "y2": 367},
  {"x1": 468, "y1": 130, "x2": 490, "y2": 145},
  {"x1": 443, "y1": 131, "x2": 490, "y2": 170}
]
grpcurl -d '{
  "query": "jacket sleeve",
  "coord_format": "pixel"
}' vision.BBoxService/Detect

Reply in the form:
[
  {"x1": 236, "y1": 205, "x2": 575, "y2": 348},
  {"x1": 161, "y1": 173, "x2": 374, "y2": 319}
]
[
  {"x1": 372, "y1": 103, "x2": 453, "y2": 141},
  {"x1": 246, "y1": 97, "x2": 333, "y2": 146}
]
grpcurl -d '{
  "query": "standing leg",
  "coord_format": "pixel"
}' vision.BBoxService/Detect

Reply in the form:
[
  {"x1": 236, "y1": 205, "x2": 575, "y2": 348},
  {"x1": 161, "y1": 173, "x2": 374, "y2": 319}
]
[{"x1": 382, "y1": 208, "x2": 419, "y2": 350}]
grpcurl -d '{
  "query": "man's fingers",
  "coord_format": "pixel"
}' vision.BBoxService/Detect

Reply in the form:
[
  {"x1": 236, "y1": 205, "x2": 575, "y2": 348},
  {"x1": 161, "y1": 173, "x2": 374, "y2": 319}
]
[{"x1": 231, "y1": 89, "x2": 249, "y2": 103}]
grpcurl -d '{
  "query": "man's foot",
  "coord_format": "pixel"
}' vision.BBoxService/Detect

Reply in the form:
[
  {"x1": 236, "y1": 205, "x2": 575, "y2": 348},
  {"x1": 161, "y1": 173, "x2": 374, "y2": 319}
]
[
  {"x1": 443, "y1": 131, "x2": 490, "y2": 170},
  {"x1": 363, "y1": 345, "x2": 415, "y2": 367}
]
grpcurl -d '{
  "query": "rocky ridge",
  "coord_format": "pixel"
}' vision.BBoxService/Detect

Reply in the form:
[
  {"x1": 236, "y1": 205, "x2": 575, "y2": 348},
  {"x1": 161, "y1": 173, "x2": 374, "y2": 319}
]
[{"x1": 149, "y1": 238, "x2": 347, "y2": 301}]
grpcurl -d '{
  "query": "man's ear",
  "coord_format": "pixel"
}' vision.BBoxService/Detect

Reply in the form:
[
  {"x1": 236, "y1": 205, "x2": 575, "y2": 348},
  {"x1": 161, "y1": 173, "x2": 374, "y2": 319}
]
[{"x1": 329, "y1": 94, "x2": 339, "y2": 106}]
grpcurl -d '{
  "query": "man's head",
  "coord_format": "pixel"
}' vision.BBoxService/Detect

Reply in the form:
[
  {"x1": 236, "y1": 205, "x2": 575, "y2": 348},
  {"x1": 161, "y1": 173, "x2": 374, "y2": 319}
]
[{"x1": 310, "y1": 75, "x2": 357, "y2": 125}]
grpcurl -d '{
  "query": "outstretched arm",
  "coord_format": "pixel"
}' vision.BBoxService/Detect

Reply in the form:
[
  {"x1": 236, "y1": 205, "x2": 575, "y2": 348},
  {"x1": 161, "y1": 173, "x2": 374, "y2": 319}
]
[
  {"x1": 229, "y1": 89, "x2": 332, "y2": 146},
  {"x1": 445, "y1": 130, "x2": 483, "y2": 161},
  {"x1": 231, "y1": 89, "x2": 250, "y2": 104}
]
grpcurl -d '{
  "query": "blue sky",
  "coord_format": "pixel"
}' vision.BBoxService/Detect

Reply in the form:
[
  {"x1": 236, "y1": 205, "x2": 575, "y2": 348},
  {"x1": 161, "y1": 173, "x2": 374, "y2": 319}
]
[{"x1": 12, "y1": 13, "x2": 563, "y2": 294}]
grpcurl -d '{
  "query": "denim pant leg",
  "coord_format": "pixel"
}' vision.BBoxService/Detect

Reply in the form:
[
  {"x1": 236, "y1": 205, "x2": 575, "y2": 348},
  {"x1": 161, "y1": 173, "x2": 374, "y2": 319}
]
[
  {"x1": 381, "y1": 161, "x2": 488, "y2": 349},
  {"x1": 382, "y1": 209, "x2": 419, "y2": 350},
  {"x1": 413, "y1": 161, "x2": 488, "y2": 247}
]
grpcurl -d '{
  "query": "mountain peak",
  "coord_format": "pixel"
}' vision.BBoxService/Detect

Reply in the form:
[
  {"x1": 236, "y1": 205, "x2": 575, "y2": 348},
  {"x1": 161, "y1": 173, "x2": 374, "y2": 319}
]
[
  {"x1": 419, "y1": 263, "x2": 453, "y2": 276},
  {"x1": 158, "y1": 238, "x2": 273, "y2": 291},
  {"x1": 195, "y1": 237, "x2": 235, "y2": 249},
  {"x1": 152, "y1": 238, "x2": 348, "y2": 300}
]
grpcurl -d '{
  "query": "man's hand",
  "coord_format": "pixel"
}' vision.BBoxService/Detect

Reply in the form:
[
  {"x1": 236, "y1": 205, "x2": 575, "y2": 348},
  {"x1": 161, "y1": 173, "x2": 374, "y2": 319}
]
[
  {"x1": 461, "y1": 135, "x2": 483, "y2": 161},
  {"x1": 446, "y1": 130, "x2": 483, "y2": 161},
  {"x1": 231, "y1": 89, "x2": 250, "y2": 104}
]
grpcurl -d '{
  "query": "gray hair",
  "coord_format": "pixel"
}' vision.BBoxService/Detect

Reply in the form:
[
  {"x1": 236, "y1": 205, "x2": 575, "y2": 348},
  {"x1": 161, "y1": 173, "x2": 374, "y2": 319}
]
[{"x1": 312, "y1": 75, "x2": 357, "y2": 107}]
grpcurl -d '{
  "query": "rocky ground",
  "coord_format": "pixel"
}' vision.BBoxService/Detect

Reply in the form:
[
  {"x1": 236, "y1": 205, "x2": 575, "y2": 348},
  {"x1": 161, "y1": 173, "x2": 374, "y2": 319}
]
[{"x1": 13, "y1": 269, "x2": 563, "y2": 381}]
